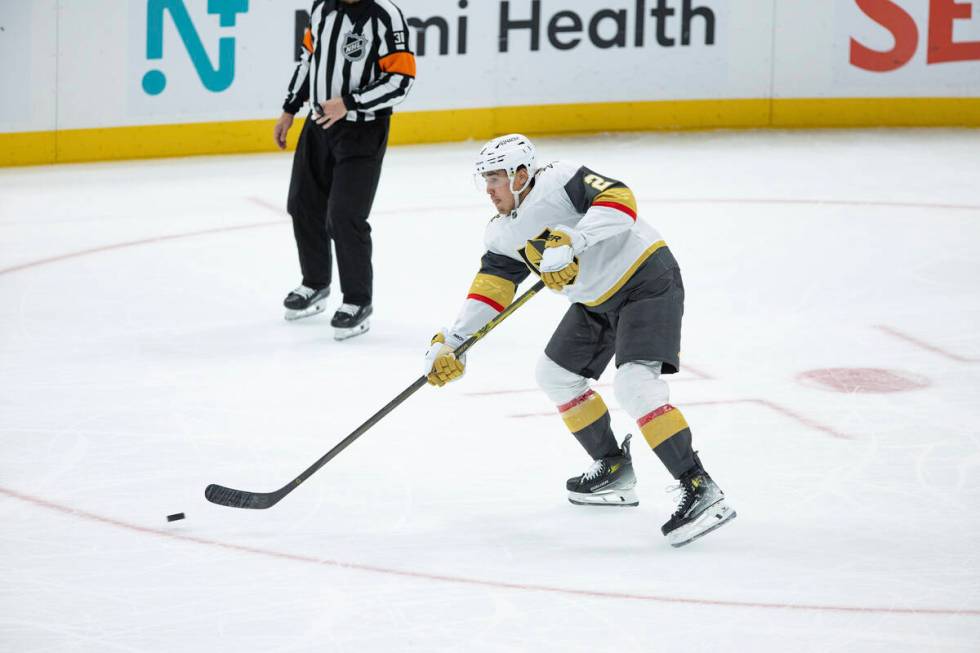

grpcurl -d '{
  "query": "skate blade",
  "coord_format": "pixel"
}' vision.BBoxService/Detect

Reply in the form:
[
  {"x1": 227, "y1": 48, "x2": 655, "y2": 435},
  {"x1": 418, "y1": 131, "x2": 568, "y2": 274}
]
[
  {"x1": 568, "y1": 487, "x2": 639, "y2": 507},
  {"x1": 334, "y1": 320, "x2": 370, "y2": 341},
  {"x1": 284, "y1": 301, "x2": 327, "y2": 321},
  {"x1": 667, "y1": 499, "x2": 736, "y2": 548}
]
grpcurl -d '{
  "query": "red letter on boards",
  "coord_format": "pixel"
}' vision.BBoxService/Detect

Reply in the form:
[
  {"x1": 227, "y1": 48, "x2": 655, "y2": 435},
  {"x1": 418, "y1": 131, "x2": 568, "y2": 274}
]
[
  {"x1": 928, "y1": 0, "x2": 980, "y2": 63},
  {"x1": 850, "y1": 0, "x2": 919, "y2": 71}
]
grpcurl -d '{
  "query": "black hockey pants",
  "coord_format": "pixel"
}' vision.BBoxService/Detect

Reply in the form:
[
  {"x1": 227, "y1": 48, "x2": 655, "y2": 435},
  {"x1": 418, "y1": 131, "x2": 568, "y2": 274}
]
[{"x1": 287, "y1": 116, "x2": 389, "y2": 306}]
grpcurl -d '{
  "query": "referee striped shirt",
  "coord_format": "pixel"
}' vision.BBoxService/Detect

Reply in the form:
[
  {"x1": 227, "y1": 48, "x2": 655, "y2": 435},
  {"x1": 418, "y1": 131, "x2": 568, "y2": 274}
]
[{"x1": 283, "y1": 0, "x2": 416, "y2": 122}]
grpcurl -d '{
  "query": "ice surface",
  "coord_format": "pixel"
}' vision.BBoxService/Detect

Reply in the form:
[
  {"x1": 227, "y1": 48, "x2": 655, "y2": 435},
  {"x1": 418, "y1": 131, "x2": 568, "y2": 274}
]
[{"x1": 1, "y1": 129, "x2": 979, "y2": 652}]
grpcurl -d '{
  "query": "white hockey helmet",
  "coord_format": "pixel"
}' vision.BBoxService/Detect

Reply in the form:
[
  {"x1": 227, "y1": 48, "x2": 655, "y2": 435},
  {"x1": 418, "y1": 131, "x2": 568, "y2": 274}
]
[{"x1": 474, "y1": 134, "x2": 536, "y2": 210}]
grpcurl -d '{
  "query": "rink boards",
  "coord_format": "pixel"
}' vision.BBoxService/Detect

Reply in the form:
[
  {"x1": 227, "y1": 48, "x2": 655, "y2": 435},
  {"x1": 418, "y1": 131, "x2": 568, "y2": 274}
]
[{"x1": 1, "y1": 0, "x2": 979, "y2": 165}]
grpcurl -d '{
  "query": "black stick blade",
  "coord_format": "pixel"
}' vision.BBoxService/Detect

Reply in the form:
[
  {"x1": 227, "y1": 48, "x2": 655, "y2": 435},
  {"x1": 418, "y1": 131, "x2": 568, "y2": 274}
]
[{"x1": 205, "y1": 484, "x2": 277, "y2": 510}]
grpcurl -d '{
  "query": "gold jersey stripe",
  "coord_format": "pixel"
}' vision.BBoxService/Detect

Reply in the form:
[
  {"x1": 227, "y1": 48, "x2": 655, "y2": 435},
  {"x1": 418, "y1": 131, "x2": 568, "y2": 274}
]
[
  {"x1": 594, "y1": 186, "x2": 637, "y2": 213},
  {"x1": 584, "y1": 240, "x2": 666, "y2": 307},
  {"x1": 468, "y1": 273, "x2": 516, "y2": 308},
  {"x1": 638, "y1": 404, "x2": 690, "y2": 449},
  {"x1": 560, "y1": 391, "x2": 610, "y2": 433}
]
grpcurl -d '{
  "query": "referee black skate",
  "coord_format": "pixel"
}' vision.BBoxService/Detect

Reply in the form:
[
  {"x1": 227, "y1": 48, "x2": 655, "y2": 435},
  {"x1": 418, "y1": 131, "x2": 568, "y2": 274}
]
[{"x1": 274, "y1": 0, "x2": 415, "y2": 340}]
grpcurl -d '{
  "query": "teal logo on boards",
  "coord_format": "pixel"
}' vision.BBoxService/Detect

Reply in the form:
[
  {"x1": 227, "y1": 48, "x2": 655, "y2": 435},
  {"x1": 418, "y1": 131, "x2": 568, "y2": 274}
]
[{"x1": 142, "y1": 0, "x2": 249, "y2": 95}]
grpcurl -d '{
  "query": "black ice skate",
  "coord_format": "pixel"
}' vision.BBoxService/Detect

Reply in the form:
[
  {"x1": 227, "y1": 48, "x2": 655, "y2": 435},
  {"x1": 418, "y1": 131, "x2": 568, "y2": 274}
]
[
  {"x1": 661, "y1": 465, "x2": 736, "y2": 548},
  {"x1": 331, "y1": 304, "x2": 372, "y2": 341},
  {"x1": 283, "y1": 285, "x2": 330, "y2": 321},
  {"x1": 567, "y1": 434, "x2": 639, "y2": 507}
]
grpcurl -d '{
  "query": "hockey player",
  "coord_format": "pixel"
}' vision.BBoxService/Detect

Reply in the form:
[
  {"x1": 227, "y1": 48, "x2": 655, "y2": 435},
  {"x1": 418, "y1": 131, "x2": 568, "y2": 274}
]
[{"x1": 423, "y1": 135, "x2": 735, "y2": 547}]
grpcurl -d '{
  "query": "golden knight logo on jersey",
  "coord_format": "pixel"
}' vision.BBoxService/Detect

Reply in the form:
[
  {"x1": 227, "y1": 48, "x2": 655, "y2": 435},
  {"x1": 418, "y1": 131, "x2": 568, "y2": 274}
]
[{"x1": 520, "y1": 228, "x2": 579, "y2": 285}]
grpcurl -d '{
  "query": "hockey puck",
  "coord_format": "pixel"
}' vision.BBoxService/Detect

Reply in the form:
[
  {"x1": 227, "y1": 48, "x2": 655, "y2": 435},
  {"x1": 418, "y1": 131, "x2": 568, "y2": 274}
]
[{"x1": 167, "y1": 512, "x2": 185, "y2": 522}]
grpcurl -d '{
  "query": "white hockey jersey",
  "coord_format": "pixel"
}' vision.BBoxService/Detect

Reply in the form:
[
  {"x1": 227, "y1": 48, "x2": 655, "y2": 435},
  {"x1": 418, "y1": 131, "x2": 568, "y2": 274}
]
[{"x1": 450, "y1": 161, "x2": 667, "y2": 339}]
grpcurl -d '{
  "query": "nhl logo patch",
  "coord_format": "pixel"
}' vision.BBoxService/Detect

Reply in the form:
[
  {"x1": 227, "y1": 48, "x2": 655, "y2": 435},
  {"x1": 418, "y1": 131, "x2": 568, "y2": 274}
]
[{"x1": 342, "y1": 32, "x2": 369, "y2": 62}]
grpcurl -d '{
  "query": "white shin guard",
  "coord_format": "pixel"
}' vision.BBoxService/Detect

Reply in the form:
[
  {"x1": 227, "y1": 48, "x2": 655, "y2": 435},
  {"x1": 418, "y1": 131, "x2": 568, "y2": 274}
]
[
  {"x1": 535, "y1": 354, "x2": 590, "y2": 405},
  {"x1": 614, "y1": 361, "x2": 669, "y2": 421}
]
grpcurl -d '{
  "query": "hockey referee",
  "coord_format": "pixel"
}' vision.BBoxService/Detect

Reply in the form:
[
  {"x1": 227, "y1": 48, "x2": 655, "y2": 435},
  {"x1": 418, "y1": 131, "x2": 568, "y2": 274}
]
[{"x1": 274, "y1": 0, "x2": 416, "y2": 340}]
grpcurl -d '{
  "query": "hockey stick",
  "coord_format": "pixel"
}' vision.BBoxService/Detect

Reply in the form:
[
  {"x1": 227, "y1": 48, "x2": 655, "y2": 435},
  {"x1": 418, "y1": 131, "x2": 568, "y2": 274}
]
[{"x1": 205, "y1": 280, "x2": 547, "y2": 510}]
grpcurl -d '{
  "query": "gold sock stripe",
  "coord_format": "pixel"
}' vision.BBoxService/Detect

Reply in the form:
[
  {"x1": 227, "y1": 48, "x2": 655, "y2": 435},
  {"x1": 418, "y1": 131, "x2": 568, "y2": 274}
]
[
  {"x1": 637, "y1": 404, "x2": 690, "y2": 449},
  {"x1": 558, "y1": 390, "x2": 609, "y2": 433}
]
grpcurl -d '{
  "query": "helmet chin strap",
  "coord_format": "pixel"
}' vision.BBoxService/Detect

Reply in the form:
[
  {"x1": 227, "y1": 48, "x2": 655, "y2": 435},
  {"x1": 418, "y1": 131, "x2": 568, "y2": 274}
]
[{"x1": 509, "y1": 171, "x2": 532, "y2": 211}]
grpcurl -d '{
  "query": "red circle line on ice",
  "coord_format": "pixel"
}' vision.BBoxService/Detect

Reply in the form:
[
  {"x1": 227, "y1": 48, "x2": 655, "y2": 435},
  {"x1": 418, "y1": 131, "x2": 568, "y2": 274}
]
[
  {"x1": 2, "y1": 196, "x2": 976, "y2": 616},
  {"x1": 1, "y1": 486, "x2": 978, "y2": 618},
  {"x1": 798, "y1": 368, "x2": 931, "y2": 393},
  {"x1": 2, "y1": 195, "x2": 979, "y2": 277}
]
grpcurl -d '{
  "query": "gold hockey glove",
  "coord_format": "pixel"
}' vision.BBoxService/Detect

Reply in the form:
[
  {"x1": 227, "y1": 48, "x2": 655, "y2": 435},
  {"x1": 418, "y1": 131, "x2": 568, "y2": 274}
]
[
  {"x1": 425, "y1": 332, "x2": 466, "y2": 387},
  {"x1": 539, "y1": 230, "x2": 579, "y2": 291}
]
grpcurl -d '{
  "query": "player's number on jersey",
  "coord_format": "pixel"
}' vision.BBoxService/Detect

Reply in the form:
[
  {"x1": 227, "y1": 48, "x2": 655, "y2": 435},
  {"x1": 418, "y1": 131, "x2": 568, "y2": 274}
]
[{"x1": 584, "y1": 174, "x2": 615, "y2": 192}]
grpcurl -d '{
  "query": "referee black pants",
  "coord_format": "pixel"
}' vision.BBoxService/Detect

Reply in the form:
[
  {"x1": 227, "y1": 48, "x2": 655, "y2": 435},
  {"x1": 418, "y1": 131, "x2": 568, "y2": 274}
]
[{"x1": 287, "y1": 116, "x2": 389, "y2": 307}]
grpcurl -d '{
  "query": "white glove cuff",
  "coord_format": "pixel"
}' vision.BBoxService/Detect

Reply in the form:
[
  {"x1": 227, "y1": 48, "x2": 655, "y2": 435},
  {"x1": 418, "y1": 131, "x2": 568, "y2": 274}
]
[
  {"x1": 425, "y1": 328, "x2": 467, "y2": 376},
  {"x1": 444, "y1": 331, "x2": 467, "y2": 351}
]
